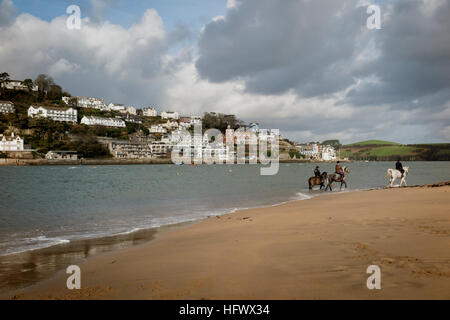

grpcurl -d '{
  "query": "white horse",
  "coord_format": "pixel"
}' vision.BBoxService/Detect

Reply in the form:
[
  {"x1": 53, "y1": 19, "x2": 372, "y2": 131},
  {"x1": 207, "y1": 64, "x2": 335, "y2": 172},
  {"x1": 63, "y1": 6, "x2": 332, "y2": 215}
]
[{"x1": 385, "y1": 166, "x2": 409, "y2": 187}]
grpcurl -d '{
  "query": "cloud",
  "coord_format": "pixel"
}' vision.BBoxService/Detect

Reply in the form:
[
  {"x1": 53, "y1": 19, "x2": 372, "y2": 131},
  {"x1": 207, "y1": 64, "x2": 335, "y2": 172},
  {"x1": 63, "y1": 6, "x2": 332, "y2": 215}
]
[
  {"x1": 347, "y1": 0, "x2": 450, "y2": 109},
  {"x1": 226, "y1": 0, "x2": 240, "y2": 9},
  {"x1": 88, "y1": 0, "x2": 119, "y2": 23},
  {"x1": 0, "y1": 0, "x2": 16, "y2": 27},
  {"x1": 192, "y1": 0, "x2": 450, "y2": 143},
  {"x1": 0, "y1": 8, "x2": 188, "y2": 106},
  {"x1": 0, "y1": 1, "x2": 449, "y2": 144},
  {"x1": 196, "y1": 0, "x2": 367, "y2": 97},
  {"x1": 196, "y1": 0, "x2": 450, "y2": 108}
]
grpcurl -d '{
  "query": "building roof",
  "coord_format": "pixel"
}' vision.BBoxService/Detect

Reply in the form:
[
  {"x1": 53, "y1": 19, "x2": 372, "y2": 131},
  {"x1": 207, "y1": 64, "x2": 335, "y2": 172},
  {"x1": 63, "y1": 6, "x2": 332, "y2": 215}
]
[
  {"x1": 48, "y1": 150, "x2": 79, "y2": 154},
  {"x1": 0, "y1": 100, "x2": 14, "y2": 104},
  {"x1": 1, "y1": 80, "x2": 23, "y2": 83},
  {"x1": 30, "y1": 104, "x2": 73, "y2": 111},
  {"x1": 76, "y1": 96, "x2": 104, "y2": 100},
  {"x1": 82, "y1": 115, "x2": 124, "y2": 121},
  {"x1": 0, "y1": 133, "x2": 22, "y2": 141}
]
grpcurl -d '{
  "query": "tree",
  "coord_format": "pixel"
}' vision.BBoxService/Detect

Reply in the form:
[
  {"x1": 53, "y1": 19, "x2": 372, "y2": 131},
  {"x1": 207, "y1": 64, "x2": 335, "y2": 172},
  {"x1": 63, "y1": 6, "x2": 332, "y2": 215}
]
[
  {"x1": 0, "y1": 72, "x2": 10, "y2": 82},
  {"x1": 68, "y1": 97, "x2": 78, "y2": 107},
  {"x1": 22, "y1": 79, "x2": 34, "y2": 91},
  {"x1": 34, "y1": 74, "x2": 54, "y2": 92},
  {"x1": 322, "y1": 139, "x2": 341, "y2": 150},
  {"x1": 289, "y1": 149, "x2": 297, "y2": 159},
  {"x1": 47, "y1": 84, "x2": 63, "y2": 100},
  {"x1": 203, "y1": 112, "x2": 242, "y2": 132}
]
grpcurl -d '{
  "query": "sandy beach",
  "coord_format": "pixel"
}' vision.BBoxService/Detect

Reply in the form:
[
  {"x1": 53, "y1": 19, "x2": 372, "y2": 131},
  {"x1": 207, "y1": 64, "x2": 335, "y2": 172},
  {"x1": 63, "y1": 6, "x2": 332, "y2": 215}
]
[{"x1": 2, "y1": 184, "x2": 450, "y2": 300}]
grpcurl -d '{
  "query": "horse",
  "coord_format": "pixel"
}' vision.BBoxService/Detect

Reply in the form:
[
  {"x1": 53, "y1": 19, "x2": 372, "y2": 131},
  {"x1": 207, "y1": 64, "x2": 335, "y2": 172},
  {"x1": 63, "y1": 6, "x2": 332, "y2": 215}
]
[
  {"x1": 308, "y1": 172, "x2": 328, "y2": 190},
  {"x1": 325, "y1": 166, "x2": 350, "y2": 191},
  {"x1": 385, "y1": 166, "x2": 409, "y2": 187}
]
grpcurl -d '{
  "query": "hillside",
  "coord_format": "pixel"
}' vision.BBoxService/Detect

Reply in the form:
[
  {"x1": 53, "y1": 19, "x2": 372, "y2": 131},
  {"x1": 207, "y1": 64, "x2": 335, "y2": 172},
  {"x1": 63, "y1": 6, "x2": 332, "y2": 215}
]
[
  {"x1": 341, "y1": 141, "x2": 450, "y2": 161},
  {"x1": 0, "y1": 88, "x2": 137, "y2": 158},
  {"x1": 346, "y1": 140, "x2": 400, "y2": 146}
]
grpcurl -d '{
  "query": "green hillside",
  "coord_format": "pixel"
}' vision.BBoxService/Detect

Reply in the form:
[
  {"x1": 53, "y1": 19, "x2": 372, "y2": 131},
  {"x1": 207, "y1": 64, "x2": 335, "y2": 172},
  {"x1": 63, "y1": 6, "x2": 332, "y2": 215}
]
[
  {"x1": 340, "y1": 142, "x2": 450, "y2": 161},
  {"x1": 346, "y1": 140, "x2": 400, "y2": 147}
]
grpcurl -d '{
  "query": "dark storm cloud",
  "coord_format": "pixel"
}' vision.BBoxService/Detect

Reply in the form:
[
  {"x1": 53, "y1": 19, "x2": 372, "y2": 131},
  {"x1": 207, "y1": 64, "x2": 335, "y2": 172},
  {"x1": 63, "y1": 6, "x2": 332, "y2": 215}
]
[
  {"x1": 346, "y1": 0, "x2": 450, "y2": 108},
  {"x1": 196, "y1": 0, "x2": 450, "y2": 111},
  {"x1": 196, "y1": 0, "x2": 366, "y2": 97}
]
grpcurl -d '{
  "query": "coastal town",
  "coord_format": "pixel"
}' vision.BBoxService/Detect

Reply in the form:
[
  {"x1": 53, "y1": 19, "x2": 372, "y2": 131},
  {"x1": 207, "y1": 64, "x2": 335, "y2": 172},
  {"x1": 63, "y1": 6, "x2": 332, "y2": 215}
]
[{"x1": 0, "y1": 75, "x2": 339, "y2": 164}]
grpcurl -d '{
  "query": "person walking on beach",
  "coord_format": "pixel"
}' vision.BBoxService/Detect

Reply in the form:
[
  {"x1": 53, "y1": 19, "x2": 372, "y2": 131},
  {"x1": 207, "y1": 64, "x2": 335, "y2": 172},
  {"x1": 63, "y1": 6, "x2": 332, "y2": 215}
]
[
  {"x1": 314, "y1": 166, "x2": 321, "y2": 177},
  {"x1": 396, "y1": 159, "x2": 405, "y2": 178}
]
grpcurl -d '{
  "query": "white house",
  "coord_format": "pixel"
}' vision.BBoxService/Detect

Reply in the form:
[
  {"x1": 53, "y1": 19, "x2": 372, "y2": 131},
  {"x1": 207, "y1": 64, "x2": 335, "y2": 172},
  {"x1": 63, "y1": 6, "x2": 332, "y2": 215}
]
[
  {"x1": 161, "y1": 111, "x2": 179, "y2": 120},
  {"x1": 0, "y1": 101, "x2": 15, "y2": 114},
  {"x1": 46, "y1": 151, "x2": 79, "y2": 160},
  {"x1": 124, "y1": 106, "x2": 137, "y2": 115},
  {"x1": 149, "y1": 142, "x2": 171, "y2": 156},
  {"x1": 0, "y1": 133, "x2": 24, "y2": 151},
  {"x1": 1, "y1": 80, "x2": 38, "y2": 92},
  {"x1": 161, "y1": 129, "x2": 189, "y2": 145},
  {"x1": 322, "y1": 146, "x2": 337, "y2": 161},
  {"x1": 74, "y1": 97, "x2": 107, "y2": 110},
  {"x1": 299, "y1": 143, "x2": 320, "y2": 158},
  {"x1": 123, "y1": 113, "x2": 142, "y2": 124},
  {"x1": 142, "y1": 107, "x2": 158, "y2": 117},
  {"x1": 149, "y1": 124, "x2": 167, "y2": 134},
  {"x1": 109, "y1": 141, "x2": 153, "y2": 159},
  {"x1": 28, "y1": 105, "x2": 77, "y2": 123},
  {"x1": 81, "y1": 116, "x2": 126, "y2": 128},
  {"x1": 162, "y1": 120, "x2": 179, "y2": 130},
  {"x1": 107, "y1": 103, "x2": 126, "y2": 112}
]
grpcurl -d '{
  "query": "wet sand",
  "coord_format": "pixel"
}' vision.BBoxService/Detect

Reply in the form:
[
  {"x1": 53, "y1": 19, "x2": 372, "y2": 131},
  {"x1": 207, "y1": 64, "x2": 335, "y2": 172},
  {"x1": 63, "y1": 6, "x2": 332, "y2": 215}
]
[{"x1": 2, "y1": 185, "x2": 450, "y2": 300}]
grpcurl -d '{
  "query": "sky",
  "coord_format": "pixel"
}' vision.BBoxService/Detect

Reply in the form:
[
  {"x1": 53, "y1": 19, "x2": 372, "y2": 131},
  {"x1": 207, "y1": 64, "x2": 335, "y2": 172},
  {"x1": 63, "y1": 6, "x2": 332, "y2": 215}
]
[{"x1": 0, "y1": 0, "x2": 449, "y2": 144}]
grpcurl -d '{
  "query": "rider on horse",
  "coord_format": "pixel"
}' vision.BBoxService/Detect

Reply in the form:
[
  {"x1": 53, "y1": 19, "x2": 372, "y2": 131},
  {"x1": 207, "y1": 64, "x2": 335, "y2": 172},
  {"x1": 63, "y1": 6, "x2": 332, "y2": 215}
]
[
  {"x1": 396, "y1": 159, "x2": 405, "y2": 178},
  {"x1": 314, "y1": 166, "x2": 321, "y2": 177},
  {"x1": 335, "y1": 161, "x2": 344, "y2": 179}
]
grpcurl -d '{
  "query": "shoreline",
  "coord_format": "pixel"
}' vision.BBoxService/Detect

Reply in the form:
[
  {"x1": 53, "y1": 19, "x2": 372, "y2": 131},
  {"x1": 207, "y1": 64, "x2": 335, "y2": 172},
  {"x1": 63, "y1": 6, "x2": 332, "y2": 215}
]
[
  {"x1": 0, "y1": 158, "x2": 173, "y2": 166},
  {"x1": 1, "y1": 181, "x2": 449, "y2": 299},
  {"x1": 2, "y1": 158, "x2": 449, "y2": 167},
  {"x1": 0, "y1": 158, "x2": 356, "y2": 166}
]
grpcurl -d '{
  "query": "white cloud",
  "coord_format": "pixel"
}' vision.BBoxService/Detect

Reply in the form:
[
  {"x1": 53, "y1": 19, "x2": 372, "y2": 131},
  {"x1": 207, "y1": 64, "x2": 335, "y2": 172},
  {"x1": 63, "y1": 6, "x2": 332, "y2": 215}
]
[
  {"x1": 226, "y1": 0, "x2": 240, "y2": 9},
  {"x1": 0, "y1": 9, "x2": 173, "y2": 104},
  {"x1": 0, "y1": 3, "x2": 448, "y2": 144}
]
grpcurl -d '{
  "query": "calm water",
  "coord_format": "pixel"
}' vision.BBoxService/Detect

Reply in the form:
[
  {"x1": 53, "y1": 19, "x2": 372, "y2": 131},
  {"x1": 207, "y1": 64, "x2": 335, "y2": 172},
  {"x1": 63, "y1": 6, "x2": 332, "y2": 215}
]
[{"x1": 1, "y1": 161, "x2": 450, "y2": 256}]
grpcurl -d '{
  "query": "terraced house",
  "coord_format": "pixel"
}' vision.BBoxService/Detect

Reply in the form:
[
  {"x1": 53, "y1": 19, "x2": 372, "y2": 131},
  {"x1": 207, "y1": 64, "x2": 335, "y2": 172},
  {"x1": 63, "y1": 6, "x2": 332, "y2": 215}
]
[
  {"x1": 81, "y1": 116, "x2": 126, "y2": 128},
  {"x1": 28, "y1": 105, "x2": 78, "y2": 123}
]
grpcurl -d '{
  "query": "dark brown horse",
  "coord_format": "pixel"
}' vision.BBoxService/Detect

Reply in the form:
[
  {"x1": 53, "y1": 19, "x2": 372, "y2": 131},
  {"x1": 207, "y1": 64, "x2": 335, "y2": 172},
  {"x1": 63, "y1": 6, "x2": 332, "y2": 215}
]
[{"x1": 308, "y1": 172, "x2": 328, "y2": 190}]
